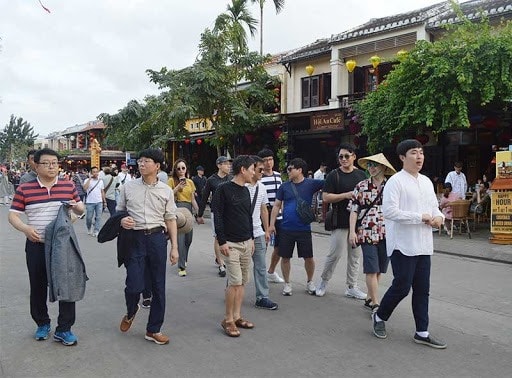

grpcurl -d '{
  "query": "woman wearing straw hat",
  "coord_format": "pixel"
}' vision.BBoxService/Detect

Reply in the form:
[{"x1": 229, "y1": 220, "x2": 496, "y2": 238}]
[{"x1": 348, "y1": 153, "x2": 396, "y2": 315}]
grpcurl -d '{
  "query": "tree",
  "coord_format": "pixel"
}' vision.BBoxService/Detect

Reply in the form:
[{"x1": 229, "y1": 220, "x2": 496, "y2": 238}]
[
  {"x1": 250, "y1": 0, "x2": 285, "y2": 55},
  {"x1": 214, "y1": 0, "x2": 258, "y2": 56},
  {"x1": 0, "y1": 115, "x2": 38, "y2": 165},
  {"x1": 357, "y1": 15, "x2": 512, "y2": 153}
]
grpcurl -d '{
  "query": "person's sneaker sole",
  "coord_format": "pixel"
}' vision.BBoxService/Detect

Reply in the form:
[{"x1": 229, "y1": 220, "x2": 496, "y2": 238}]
[
  {"x1": 145, "y1": 333, "x2": 170, "y2": 345},
  {"x1": 413, "y1": 335, "x2": 447, "y2": 349},
  {"x1": 53, "y1": 334, "x2": 77, "y2": 346}
]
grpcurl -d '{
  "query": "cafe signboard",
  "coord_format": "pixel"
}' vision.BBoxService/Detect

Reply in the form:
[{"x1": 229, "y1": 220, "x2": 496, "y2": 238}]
[{"x1": 311, "y1": 112, "x2": 344, "y2": 130}]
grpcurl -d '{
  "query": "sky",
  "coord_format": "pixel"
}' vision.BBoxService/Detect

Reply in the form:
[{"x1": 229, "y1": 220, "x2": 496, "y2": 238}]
[{"x1": 0, "y1": 0, "x2": 443, "y2": 137}]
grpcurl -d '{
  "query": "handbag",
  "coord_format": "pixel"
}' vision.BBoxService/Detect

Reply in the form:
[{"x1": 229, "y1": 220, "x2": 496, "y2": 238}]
[
  {"x1": 324, "y1": 170, "x2": 340, "y2": 231},
  {"x1": 290, "y1": 182, "x2": 316, "y2": 224}
]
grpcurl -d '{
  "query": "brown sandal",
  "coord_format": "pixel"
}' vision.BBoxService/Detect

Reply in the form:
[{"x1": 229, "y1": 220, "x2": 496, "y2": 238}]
[
  {"x1": 221, "y1": 320, "x2": 240, "y2": 337},
  {"x1": 234, "y1": 317, "x2": 254, "y2": 329}
]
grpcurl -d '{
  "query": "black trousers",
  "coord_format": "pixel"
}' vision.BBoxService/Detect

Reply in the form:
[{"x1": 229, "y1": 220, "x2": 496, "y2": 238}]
[{"x1": 25, "y1": 240, "x2": 76, "y2": 332}]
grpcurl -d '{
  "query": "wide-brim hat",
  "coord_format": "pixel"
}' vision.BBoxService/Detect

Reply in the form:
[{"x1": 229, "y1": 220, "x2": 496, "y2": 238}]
[
  {"x1": 176, "y1": 207, "x2": 194, "y2": 234},
  {"x1": 358, "y1": 153, "x2": 396, "y2": 176}
]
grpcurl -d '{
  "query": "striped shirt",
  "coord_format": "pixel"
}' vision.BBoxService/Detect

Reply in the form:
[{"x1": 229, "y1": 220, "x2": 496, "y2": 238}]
[
  {"x1": 260, "y1": 171, "x2": 282, "y2": 220},
  {"x1": 10, "y1": 177, "x2": 80, "y2": 243}
]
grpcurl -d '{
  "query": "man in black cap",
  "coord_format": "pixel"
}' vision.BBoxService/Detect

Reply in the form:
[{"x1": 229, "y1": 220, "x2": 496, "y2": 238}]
[
  {"x1": 196, "y1": 156, "x2": 233, "y2": 277},
  {"x1": 192, "y1": 165, "x2": 207, "y2": 207}
]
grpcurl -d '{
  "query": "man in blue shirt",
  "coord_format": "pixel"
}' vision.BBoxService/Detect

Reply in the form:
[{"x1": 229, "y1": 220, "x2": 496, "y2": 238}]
[{"x1": 269, "y1": 158, "x2": 324, "y2": 297}]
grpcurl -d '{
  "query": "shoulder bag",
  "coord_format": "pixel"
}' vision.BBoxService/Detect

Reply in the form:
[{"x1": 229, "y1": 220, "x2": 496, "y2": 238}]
[
  {"x1": 324, "y1": 170, "x2": 340, "y2": 231},
  {"x1": 290, "y1": 182, "x2": 316, "y2": 224}
]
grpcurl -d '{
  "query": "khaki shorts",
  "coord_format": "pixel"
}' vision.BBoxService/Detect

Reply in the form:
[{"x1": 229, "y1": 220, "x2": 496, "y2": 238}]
[{"x1": 224, "y1": 240, "x2": 252, "y2": 286}]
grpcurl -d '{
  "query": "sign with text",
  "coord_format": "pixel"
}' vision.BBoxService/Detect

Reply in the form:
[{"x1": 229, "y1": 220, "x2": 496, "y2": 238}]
[
  {"x1": 496, "y1": 151, "x2": 512, "y2": 179},
  {"x1": 311, "y1": 112, "x2": 344, "y2": 130},
  {"x1": 490, "y1": 191, "x2": 512, "y2": 234}
]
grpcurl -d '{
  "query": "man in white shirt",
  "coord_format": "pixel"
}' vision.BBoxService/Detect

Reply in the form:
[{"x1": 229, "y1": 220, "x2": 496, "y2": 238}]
[
  {"x1": 444, "y1": 162, "x2": 467, "y2": 199},
  {"x1": 313, "y1": 162, "x2": 327, "y2": 180},
  {"x1": 83, "y1": 167, "x2": 105, "y2": 237},
  {"x1": 372, "y1": 139, "x2": 447, "y2": 349},
  {"x1": 247, "y1": 156, "x2": 278, "y2": 310}
]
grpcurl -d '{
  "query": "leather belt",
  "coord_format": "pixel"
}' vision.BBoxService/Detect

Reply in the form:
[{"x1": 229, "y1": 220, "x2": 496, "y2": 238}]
[{"x1": 135, "y1": 226, "x2": 164, "y2": 235}]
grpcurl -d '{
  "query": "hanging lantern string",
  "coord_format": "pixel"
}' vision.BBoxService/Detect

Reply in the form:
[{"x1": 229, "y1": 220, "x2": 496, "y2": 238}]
[{"x1": 39, "y1": 0, "x2": 51, "y2": 13}]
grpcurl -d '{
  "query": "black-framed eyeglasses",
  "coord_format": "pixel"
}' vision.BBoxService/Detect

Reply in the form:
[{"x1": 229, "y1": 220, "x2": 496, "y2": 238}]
[
  {"x1": 37, "y1": 161, "x2": 59, "y2": 168},
  {"x1": 287, "y1": 166, "x2": 295, "y2": 172},
  {"x1": 338, "y1": 154, "x2": 353, "y2": 160}
]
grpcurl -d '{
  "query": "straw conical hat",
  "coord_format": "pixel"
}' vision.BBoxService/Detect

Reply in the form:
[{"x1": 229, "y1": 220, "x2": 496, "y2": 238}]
[
  {"x1": 176, "y1": 207, "x2": 194, "y2": 234},
  {"x1": 358, "y1": 153, "x2": 396, "y2": 176}
]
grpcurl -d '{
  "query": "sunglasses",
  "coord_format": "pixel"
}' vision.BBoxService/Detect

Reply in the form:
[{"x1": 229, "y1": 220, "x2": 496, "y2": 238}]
[
  {"x1": 287, "y1": 166, "x2": 295, "y2": 172},
  {"x1": 366, "y1": 161, "x2": 379, "y2": 168},
  {"x1": 176, "y1": 166, "x2": 186, "y2": 170},
  {"x1": 257, "y1": 168, "x2": 264, "y2": 173},
  {"x1": 338, "y1": 154, "x2": 353, "y2": 160}
]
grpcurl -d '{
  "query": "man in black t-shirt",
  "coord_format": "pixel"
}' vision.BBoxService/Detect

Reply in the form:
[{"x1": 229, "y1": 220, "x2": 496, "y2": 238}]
[
  {"x1": 212, "y1": 155, "x2": 255, "y2": 338},
  {"x1": 316, "y1": 144, "x2": 368, "y2": 300}
]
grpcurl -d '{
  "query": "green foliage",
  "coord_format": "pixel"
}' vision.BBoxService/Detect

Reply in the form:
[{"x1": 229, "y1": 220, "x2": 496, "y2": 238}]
[
  {"x1": 0, "y1": 115, "x2": 38, "y2": 163},
  {"x1": 357, "y1": 15, "x2": 512, "y2": 153}
]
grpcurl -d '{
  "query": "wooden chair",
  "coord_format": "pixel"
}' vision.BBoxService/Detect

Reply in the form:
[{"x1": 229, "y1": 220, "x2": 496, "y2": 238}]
[
  {"x1": 471, "y1": 195, "x2": 491, "y2": 231},
  {"x1": 448, "y1": 200, "x2": 472, "y2": 239}
]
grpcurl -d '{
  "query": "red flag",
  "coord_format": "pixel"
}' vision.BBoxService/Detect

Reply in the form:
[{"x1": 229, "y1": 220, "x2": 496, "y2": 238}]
[{"x1": 39, "y1": 0, "x2": 51, "y2": 13}]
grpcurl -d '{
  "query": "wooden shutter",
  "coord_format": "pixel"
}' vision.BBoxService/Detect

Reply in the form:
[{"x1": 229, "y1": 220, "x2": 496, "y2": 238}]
[
  {"x1": 311, "y1": 76, "x2": 319, "y2": 107},
  {"x1": 302, "y1": 77, "x2": 310, "y2": 108}
]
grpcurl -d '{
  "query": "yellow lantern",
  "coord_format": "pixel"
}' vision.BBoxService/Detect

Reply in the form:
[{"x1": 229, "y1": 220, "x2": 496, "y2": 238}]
[
  {"x1": 346, "y1": 60, "x2": 356, "y2": 73},
  {"x1": 397, "y1": 49, "x2": 408, "y2": 60},
  {"x1": 369, "y1": 55, "x2": 381, "y2": 69},
  {"x1": 305, "y1": 64, "x2": 315, "y2": 76}
]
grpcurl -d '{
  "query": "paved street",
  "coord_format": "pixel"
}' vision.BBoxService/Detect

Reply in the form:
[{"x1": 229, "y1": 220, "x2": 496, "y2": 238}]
[{"x1": 1, "y1": 205, "x2": 511, "y2": 378}]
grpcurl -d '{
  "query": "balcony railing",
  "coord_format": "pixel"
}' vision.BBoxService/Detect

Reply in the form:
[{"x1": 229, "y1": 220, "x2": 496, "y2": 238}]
[{"x1": 337, "y1": 92, "x2": 367, "y2": 109}]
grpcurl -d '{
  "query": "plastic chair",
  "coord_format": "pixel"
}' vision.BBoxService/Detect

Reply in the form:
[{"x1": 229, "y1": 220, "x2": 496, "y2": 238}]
[{"x1": 448, "y1": 200, "x2": 471, "y2": 239}]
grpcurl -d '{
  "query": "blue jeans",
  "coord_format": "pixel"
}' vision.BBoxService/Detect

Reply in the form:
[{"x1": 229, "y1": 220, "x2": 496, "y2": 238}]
[
  {"x1": 376, "y1": 250, "x2": 431, "y2": 332},
  {"x1": 124, "y1": 230, "x2": 167, "y2": 333},
  {"x1": 252, "y1": 235, "x2": 269, "y2": 300},
  {"x1": 85, "y1": 202, "x2": 103, "y2": 233}
]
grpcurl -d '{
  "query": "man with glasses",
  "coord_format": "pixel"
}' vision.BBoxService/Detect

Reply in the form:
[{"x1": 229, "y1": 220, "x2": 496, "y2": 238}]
[
  {"x1": 316, "y1": 144, "x2": 367, "y2": 299},
  {"x1": 257, "y1": 148, "x2": 285, "y2": 284},
  {"x1": 269, "y1": 158, "x2": 324, "y2": 296},
  {"x1": 117, "y1": 149, "x2": 179, "y2": 345},
  {"x1": 9, "y1": 148, "x2": 85, "y2": 345},
  {"x1": 83, "y1": 167, "x2": 106, "y2": 237},
  {"x1": 247, "y1": 156, "x2": 278, "y2": 310},
  {"x1": 196, "y1": 156, "x2": 233, "y2": 277}
]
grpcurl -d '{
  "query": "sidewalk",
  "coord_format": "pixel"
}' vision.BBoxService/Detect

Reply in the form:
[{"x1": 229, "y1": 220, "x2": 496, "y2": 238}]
[{"x1": 310, "y1": 221, "x2": 512, "y2": 265}]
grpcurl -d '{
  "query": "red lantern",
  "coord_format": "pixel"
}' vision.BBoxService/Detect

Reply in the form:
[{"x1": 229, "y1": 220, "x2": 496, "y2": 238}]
[
  {"x1": 196, "y1": 139, "x2": 202, "y2": 145},
  {"x1": 184, "y1": 138, "x2": 190, "y2": 144},
  {"x1": 273, "y1": 129, "x2": 283, "y2": 140}
]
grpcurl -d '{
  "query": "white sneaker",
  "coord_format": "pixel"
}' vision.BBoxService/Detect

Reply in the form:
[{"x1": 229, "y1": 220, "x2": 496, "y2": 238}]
[
  {"x1": 306, "y1": 281, "x2": 316, "y2": 295},
  {"x1": 315, "y1": 280, "x2": 327, "y2": 297},
  {"x1": 91, "y1": 232, "x2": 98, "y2": 237},
  {"x1": 87, "y1": 229, "x2": 92, "y2": 235},
  {"x1": 345, "y1": 286, "x2": 367, "y2": 300},
  {"x1": 267, "y1": 271, "x2": 285, "y2": 283},
  {"x1": 282, "y1": 283, "x2": 292, "y2": 296}
]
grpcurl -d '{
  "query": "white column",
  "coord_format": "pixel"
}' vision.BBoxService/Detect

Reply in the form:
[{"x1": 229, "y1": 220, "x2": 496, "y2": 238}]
[{"x1": 329, "y1": 48, "x2": 342, "y2": 109}]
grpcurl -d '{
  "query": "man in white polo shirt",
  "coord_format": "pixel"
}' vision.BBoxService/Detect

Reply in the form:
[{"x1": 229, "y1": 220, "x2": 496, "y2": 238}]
[{"x1": 83, "y1": 167, "x2": 105, "y2": 237}]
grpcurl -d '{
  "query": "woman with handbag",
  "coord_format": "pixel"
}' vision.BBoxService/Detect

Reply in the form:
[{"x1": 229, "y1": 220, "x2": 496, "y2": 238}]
[
  {"x1": 348, "y1": 153, "x2": 396, "y2": 314},
  {"x1": 168, "y1": 159, "x2": 198, "y2": 277}
]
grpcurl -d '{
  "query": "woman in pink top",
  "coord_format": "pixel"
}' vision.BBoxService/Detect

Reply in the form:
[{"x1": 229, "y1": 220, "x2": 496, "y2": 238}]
[{"x1": 439, "y1": 182, "x2": 459, "y2": 233}]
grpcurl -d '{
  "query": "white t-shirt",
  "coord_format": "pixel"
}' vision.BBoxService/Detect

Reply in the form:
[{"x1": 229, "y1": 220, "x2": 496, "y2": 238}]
[
  {"x1": 84, "y1": 178, "x2": 104, "y2": 203},
  {"x1": 246, "y1": 181, "x2": 269, "y2": 238}
]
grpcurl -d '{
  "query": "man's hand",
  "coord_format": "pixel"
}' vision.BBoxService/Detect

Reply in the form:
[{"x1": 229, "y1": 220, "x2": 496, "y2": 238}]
[
  {"x1": 348, "y1": 231, "x2": 358, "y2": 248},
  {"x1": 195, "y1": 216, "x2": 205, "y2": 224},
  {"x1": 250, "y1": 239, "x2": 255, "y2": 256},
  {"x1": 219, "y1": 243, "x2": 230, "y2": 256},
  {"x1": 169, "y1": 246, "x2": 178, "y2": 265},
  {"x1": 25, "y1": 227, "x2": 42, "y2": 243},
  {"x1": 430, "y1": 216, "x2": 444, "y2": 229},
  {"x1": 120, "y1": 216, "x2": 135, "y2": 229}
]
